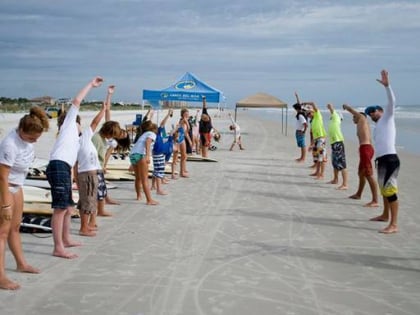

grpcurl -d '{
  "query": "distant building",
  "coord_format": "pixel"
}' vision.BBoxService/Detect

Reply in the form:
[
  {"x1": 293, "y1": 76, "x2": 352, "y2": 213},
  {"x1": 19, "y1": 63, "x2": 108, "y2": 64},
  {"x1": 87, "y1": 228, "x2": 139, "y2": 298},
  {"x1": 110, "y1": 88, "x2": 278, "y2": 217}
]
[
  {"x1": 56, "y1": 98, "x2": 72, "y2": 106},
  {"x1": 30, "y1": 96, "x2": 55, "y2": 106}
]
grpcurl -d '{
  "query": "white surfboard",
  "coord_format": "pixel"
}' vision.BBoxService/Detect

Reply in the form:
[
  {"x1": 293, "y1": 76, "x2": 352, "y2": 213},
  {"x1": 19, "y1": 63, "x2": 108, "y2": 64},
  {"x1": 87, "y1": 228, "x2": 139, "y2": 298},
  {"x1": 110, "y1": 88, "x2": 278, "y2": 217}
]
[
  {"x1": 187, "y1": 155, "x2": 218, "y2": 162},
  {"x1": 23, "y1": 186, "x2": 79, "y2": 204}
]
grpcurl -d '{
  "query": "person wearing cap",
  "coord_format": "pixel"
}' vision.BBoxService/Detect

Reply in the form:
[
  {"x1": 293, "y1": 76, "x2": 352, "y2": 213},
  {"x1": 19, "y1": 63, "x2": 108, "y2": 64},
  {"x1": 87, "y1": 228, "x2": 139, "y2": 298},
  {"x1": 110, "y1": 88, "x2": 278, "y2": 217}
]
[
  {"x1": 292, "y1": 92, "x2": 307, "y2": 162},
  {"x1": 365, "y1": 70, "x2": 400, "y2": 234},
  {"x1": 304, "y1": 101, "x2": 327, "y2": 179},
  {"x1": 326, "y1": 103, "x2": 348, "y2": 190},
  {"x1": 342, "y1": 104, "x2": 379, "y2": 207}
]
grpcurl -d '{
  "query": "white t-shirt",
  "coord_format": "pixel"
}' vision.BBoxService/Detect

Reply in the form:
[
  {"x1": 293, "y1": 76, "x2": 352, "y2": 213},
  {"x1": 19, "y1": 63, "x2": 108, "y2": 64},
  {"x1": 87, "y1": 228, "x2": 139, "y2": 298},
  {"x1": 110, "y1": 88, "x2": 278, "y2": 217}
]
[
  {"x1": 229, "y1": 115, "x2": 241, "y2": 139},
  {"x1": 373, "y1": 86, "x2": 397, "y2": 157},
  {"x1": 77, "y1": 127, "x2": 101, "y2": 173},
  {"x1": 130, "y1": 131, "x2": 156, "y2": 155},
  {"x1": 49, "y1": 104, "x2": 80, "y2": 166},
  {"x1": 0, "y1": 129, "x2": 34, "y2": 186},
  {"x1": 106, "y1": 138, "x2": 118, "y2": 149},
  {"x1": 295, "y1": 113, "x2": 307, "y2": 132}
]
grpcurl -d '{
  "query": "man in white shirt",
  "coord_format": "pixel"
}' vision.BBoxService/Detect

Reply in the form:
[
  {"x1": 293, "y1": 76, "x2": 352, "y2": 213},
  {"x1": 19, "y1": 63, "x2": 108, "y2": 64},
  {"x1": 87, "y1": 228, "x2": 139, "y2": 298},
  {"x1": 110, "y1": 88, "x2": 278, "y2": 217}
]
[{"x1": 365, "y1": 70, "x2": 400, "y2": 234}]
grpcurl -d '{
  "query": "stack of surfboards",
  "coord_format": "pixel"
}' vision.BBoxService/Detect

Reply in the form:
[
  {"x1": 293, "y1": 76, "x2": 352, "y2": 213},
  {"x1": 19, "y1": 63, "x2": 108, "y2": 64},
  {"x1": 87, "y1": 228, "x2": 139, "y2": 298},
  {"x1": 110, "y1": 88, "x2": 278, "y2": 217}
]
[{"x1": 105, "y1": 158, "x2": 176, "y2": 181}]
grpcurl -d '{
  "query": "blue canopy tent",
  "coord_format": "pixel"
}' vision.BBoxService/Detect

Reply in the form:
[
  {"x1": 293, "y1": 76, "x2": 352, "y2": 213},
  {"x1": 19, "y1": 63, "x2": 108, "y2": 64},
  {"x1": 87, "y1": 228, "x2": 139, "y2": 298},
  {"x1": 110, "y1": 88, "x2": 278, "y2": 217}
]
[{"x1": 142, "y1": 72, "x2": 224, "y2": 108}]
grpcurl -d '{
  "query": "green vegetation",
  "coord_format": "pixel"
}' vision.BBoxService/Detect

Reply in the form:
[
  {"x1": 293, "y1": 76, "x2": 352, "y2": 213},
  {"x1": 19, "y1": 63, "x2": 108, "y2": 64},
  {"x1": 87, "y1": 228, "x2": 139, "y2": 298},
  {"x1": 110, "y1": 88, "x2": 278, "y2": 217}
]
[{"x1": 0, "y1": 97, "x2": 145, "y2": 113}]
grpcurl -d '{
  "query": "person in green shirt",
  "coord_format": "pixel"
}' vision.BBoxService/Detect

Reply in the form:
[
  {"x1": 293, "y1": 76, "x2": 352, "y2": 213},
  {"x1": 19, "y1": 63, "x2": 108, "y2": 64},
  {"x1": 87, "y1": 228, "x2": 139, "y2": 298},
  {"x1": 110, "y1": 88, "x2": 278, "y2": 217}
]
[
  {"x1": 305, "y1": 102, "x2": 327, "y2": 179},
  {"x1": 327, "y1": 104, "x2": 348, "y2": 190}
]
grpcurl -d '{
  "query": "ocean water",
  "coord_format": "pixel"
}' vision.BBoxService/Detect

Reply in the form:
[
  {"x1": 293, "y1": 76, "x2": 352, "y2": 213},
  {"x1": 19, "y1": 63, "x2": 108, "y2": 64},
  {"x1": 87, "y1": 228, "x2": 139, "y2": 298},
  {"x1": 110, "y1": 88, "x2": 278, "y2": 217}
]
[{"x1": 245, "y1": 105, "x2": 420, "y2": 156}]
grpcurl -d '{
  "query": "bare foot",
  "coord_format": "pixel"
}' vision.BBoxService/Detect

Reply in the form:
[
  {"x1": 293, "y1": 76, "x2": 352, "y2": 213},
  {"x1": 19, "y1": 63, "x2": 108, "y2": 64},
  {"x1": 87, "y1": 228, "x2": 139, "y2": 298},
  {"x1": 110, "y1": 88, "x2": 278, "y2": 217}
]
[
  {"x1": 157, "y1": 190, "x2": 168, "y2": 195},
  {"x1": 349, "y1": 194, "x2": 361, "y2": 200},
  {"x1": 98, "y1": 210, "x2": 113, "y2": 217},
  {"x1": 53, "y1": 250, "x2": 79, "y2": 259},
  {"x1": 369, "y1": 215, "x2": 389, "y2": 222},
  {"x1": 88, "y1": 225, "x2": 98, "y2": 231},
  {"x1": 308, "y1": 164, "x2": 316, "y2": 169},
  {"x1": 309, "y1": 172, "x2": 317, "y2": 177},
  {"x1": 379, "y1": 225, "x2": 398, "y2": 234},
  {"x1": 337, "y1": 185, "x2": 348, "y2": 190},
  {"x1": 146, "y1": 200, "x2": 159, "y2": 206},
  {"x1": 64, "y1": 240, "x2": 82, "y2": 248},
  {"x1": 327, "y1": 179, "x2": 338, "y2": 184},
  {"x1": 315, "y1": 175, "x2": 324, "y2": 180},
  {"x1": 364, "y1": 201, "x2": 379, "y2": 208},
  {"x1": 171, "y1": 175, "x2": 178, "y2": 180},
  {"x1": 105, "y1": 198, "x2": 120, "y2": 205},
  {"x1": 180, "y1": 173, "x2": 189, "y2": 178},
  {"x1": 17, "y1": 264, "x2": 40, "y2": 274},
  {"x1": 79, "y1": 230, "x2": 96, "y2": 237},
  {"x1": 0, "y1": 277, "x2": 20, "y2": 290},
  {"x1": 151, "y1": 186, "x2": 156, "y2": 190}
]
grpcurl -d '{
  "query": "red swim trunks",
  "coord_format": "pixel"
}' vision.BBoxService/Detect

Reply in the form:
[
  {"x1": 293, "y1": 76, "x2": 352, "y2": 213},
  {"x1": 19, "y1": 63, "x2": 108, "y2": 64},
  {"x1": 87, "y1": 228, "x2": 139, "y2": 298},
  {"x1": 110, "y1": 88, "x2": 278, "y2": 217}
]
[{"x1": 358, "y1": 144, "x2": 374, "y2": 176}]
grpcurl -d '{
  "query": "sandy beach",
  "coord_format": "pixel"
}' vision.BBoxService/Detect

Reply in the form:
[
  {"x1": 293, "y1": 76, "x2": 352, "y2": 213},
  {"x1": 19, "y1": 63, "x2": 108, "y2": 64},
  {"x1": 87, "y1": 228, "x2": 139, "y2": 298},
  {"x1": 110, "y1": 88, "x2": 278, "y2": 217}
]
[{"x1": 1, "y1": 109, "x2": 420, "y2": 314}]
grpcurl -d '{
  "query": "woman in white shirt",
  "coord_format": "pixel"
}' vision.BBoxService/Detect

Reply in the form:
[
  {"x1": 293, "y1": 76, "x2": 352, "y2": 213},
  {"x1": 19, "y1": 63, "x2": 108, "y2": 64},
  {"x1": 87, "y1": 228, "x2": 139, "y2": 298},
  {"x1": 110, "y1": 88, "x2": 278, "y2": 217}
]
[
  {"x1": 129, "y1": 120, "x2": 158, "y2": 205},
  {"x1": 0, "y1": 107, "x2": 49, "y2": 290}
]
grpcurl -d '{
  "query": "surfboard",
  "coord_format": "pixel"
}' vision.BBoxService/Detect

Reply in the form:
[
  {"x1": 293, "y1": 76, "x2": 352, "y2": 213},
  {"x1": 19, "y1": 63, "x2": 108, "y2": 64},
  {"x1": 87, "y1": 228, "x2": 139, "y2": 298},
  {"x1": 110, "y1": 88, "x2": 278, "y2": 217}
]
[
  {"x1": 106, "y1": 159, "x2": 131, "y2": 170},
  {"x1": 31, "y1": 157, "x2": 49, "y2": 169},
  {"x1": 23, "y1": 203, "x2": 79, "y2": 217},
  {"x1": 104, "y1": 170, "x2": 136, "y2": 181},
  {"x1": 187, "y1": 155, "x2": 218, "y2": 162},
  {"x1": 107, "y1": 160, "x2": 175, "y2": 174},
  {"x1": 23, "y1": 202, "x2": 53, "y2": 215},
  {"x1": 23, "y1": 186, "x2": 79, "y2": 203},
  {"x1": 25, "y1": 178, "x2": 117, "y2": 190},
  {"x1": 24, "y1": 179, "x2": 51, "y2": 189}
]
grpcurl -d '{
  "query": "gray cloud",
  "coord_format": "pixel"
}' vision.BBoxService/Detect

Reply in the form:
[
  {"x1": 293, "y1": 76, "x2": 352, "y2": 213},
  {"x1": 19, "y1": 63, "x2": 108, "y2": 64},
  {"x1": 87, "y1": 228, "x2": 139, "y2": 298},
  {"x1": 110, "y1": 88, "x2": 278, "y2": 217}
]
[{"x1": 0, "y1": 0, "x2": 419, "y2": 105}]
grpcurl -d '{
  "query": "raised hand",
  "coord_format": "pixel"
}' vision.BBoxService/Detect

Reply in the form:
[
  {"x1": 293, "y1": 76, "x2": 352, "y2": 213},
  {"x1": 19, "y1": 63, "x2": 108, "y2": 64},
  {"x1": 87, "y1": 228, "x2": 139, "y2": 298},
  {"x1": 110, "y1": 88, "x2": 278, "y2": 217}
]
[
  {"x1": 376, "y1": 69, "x2": 389, "y2": 87},
  {"x1": 92, "y1": 76, "x2": 103, "y2": 88}
]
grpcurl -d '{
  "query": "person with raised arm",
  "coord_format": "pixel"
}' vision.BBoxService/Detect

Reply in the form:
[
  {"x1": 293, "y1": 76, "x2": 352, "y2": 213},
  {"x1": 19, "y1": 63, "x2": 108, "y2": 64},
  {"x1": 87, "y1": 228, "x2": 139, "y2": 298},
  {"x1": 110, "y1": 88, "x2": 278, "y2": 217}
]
[
  {"x1": 292, "y1": 92, "x2": 307, "y2": 162},
  {"x1": 326, "y1": 103, "x2": 348, "y2": 190},
  {"x1": 130, "y1": 120, "x2": 159, "y2": 205},
  {"x1": 199, "y1": 96, "x2": 213, "y2": 158},
  {"x1": 178, "y1": 108, "x2": 192, "y2": 177},
  {"x1": 75, "y1": 96, "x2": 110, "y2": 237},
  {"x1": 228, "y1": 112, "x2": 244, "y2": 151},
  {"x1": 46, "y1": 76, "x2": 103, "y2": 259},
  {"x1": 91, "y1": 86, "x2": 123, "y2": 217},
  {"x1": 151, "y1": 109, "x2": 172, "y2": 195},
  {"x1": 365, "y1": 70, "x2": 400, "y2": 234},
  {"x1": 304, "y1": 101, "x2": 327, "y2": 179},
  {"x1": 0, "y1": 107, "x2": 49, "y2": 290},
  {"x1": 342, "y1": 103, "x2": 379, "y2": 207}
]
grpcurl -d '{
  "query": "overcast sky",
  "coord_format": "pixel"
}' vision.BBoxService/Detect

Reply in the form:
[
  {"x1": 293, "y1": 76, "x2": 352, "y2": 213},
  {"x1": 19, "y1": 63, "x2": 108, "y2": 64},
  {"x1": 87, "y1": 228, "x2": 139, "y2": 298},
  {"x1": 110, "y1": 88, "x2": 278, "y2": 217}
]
[{"x1": 0, "y1": 0, "x2": 419, "y2": 107}]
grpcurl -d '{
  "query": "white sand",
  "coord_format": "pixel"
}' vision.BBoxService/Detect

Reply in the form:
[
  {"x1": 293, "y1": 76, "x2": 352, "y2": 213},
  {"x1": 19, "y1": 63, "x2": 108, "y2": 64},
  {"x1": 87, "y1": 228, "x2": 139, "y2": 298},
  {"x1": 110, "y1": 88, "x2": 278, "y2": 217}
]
[{"x1": 1, "y1": 109, "x2": 419, "y2": 314}]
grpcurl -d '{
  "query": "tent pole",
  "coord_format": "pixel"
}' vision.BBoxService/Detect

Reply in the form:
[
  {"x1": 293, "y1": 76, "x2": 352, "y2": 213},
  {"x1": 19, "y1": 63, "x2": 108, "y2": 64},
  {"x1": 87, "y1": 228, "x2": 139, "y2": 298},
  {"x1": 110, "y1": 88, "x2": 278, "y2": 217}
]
[{"x1": 281, "y1": 108, "x2": 284, "y2": 135}]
